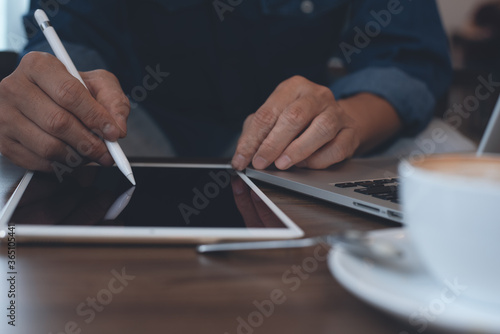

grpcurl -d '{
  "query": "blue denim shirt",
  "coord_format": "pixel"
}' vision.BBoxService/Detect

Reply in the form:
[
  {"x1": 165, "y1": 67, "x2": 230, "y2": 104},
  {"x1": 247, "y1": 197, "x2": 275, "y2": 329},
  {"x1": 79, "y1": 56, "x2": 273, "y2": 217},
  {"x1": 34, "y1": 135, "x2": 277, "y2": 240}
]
[{"x1": 23, "y1": 0, "x2": 451, "y2": 156}]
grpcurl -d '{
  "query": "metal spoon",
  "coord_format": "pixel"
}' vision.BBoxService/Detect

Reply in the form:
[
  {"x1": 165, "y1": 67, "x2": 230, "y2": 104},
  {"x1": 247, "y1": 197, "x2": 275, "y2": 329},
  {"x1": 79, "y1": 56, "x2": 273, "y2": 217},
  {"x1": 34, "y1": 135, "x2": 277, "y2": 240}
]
[{"x1": 197, "y1": 230, "x2": 403, "y2": 261}]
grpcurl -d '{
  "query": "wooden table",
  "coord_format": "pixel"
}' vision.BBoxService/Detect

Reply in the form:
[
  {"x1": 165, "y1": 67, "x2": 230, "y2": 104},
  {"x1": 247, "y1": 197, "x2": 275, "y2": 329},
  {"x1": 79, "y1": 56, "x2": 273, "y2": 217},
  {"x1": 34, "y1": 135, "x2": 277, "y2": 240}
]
[{"x1": 0, "y1": 157, "x2": 452, "y2": 334}]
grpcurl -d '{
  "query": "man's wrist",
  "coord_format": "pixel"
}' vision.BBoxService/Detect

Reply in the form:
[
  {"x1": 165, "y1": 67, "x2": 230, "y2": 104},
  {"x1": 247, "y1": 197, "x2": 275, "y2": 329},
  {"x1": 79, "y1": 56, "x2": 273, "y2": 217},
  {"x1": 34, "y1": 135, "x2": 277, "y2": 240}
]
[{"x1": 337, "y1": 93, "x2": 402, "y2": 154}]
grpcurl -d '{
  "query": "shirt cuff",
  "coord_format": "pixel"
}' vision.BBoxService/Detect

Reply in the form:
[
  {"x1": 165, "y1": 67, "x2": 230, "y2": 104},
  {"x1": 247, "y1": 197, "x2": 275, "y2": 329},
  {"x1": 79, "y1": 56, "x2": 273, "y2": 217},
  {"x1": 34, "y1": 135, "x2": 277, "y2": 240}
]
[
  {"x1": 22, "y1": 41, "x2": 108, "y2": 72},
  {"x1": 331, "y1": 67, "x2": 436, "y2": 135}
]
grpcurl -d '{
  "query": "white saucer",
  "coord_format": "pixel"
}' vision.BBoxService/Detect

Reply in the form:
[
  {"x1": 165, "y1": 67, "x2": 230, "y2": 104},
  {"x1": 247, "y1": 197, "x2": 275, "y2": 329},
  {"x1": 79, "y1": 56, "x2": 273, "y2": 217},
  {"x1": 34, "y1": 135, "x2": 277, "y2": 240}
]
[{"x1": 329, "y1": 228, "x2": 500, "y2": 333}]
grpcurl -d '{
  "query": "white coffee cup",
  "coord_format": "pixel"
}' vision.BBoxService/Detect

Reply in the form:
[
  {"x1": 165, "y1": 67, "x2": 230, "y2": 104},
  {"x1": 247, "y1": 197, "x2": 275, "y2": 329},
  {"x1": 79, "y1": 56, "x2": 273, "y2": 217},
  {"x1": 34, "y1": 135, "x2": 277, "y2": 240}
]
[{"x1": 400, "y1": 154, "x2": 500, "y2": 305}]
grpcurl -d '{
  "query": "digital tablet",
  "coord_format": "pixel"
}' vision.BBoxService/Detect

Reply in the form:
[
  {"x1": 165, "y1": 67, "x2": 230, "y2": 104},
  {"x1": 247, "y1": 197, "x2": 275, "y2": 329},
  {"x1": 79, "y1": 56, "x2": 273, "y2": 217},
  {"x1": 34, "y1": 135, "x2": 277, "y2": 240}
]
[{"x1": 0, "y1": 163, "x2": 303, "y2": 243}]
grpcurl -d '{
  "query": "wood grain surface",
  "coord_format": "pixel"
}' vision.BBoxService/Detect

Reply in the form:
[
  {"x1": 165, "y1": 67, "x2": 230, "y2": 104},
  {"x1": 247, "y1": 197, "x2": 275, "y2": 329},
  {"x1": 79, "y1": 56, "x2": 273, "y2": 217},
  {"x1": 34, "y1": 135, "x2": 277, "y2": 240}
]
[{"x1": 0, "y1": 157, "x2": 453, "y2": 334}]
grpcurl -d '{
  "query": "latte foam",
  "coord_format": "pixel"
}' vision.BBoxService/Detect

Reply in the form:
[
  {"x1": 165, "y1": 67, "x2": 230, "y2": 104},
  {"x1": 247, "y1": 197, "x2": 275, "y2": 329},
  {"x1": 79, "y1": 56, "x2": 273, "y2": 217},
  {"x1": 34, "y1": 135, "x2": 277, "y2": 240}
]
[{"x1": 414, "y1": 155, "x2": 500, "y2": 183}]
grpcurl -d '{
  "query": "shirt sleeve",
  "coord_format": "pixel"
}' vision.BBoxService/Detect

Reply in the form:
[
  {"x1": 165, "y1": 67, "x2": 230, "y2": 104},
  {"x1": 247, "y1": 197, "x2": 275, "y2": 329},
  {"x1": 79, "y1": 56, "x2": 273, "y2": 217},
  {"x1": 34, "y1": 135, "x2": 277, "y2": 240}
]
[{"x1": 331, "y1": 0, "x2": 452, "y2": 135}]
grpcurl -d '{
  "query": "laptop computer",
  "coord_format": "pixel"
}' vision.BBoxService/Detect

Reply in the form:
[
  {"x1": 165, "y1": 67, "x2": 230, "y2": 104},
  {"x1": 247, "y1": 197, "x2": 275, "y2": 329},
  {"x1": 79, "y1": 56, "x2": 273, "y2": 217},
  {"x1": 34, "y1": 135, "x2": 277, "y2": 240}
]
[{"x1": 246, "y1": 95, "x2": 500, "y2": 223}]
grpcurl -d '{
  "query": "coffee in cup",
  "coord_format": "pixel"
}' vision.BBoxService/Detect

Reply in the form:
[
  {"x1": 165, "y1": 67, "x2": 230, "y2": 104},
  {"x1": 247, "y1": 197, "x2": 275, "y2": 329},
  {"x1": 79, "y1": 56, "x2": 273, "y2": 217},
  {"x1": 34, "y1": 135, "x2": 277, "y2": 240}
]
[{"x1": 400, "y1": 154, "x2": 500, "y2": 305}]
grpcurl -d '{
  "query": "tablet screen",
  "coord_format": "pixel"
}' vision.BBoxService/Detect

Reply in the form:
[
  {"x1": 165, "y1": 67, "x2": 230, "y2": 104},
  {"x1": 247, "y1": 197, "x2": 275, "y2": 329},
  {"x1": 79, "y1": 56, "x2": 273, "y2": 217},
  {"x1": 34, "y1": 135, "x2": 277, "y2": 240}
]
[{"x1": 9, "y1": 165, "x2": 287, "y2": 229}]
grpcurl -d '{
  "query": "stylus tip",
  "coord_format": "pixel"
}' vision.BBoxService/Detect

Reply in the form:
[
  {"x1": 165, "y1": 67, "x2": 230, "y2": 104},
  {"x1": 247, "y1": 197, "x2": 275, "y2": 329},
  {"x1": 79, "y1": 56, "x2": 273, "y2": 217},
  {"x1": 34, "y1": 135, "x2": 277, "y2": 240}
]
[{"x1": 127, "y1": 173, "x2": 136, "y2": 185}]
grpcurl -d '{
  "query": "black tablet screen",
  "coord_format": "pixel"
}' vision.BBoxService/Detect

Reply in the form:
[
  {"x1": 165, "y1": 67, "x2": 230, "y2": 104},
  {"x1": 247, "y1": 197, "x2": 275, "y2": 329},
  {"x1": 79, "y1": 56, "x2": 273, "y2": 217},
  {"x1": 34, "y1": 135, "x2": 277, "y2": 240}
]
[{"x1": 10, "y1": 166, "x2": 286, "y2": 229}]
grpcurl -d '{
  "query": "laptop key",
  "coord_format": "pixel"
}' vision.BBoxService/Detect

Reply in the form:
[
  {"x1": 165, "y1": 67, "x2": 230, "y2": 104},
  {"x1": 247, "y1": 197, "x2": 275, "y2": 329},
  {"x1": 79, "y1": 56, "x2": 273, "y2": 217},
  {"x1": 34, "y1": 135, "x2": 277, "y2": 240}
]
[
  {"x1": 375, "y1": 179, "x2": 394, "y2": 184},
  {"x1": 372, "y1": 194, "x2": 392, "y2": 200},
  {"x1": 335, "y1": 182, "x2": 357, "y2": 188},
  {"x1": 354, "y1": 181, "x2": 376, "y2": 187},
  {"x1": 341, "y1": 179, "x2": 401, "y2": 203},
  {"x1": 362, "y1": 185, "x2": 398, "y2": 195}
]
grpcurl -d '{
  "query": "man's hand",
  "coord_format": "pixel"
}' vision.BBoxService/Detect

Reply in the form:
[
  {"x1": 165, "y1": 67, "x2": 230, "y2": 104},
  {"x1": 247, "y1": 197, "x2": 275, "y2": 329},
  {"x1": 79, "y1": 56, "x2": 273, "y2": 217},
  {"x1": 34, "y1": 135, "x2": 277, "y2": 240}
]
[
  {"x1": 231, "y1": 75, "x2": 402, "y2": 170},
  {"x1": 0, "y1": 52, "x2": 129, "y2": 171},
  {"x1": 232, "y1": 76, "x2": 359, "y2": 170}
]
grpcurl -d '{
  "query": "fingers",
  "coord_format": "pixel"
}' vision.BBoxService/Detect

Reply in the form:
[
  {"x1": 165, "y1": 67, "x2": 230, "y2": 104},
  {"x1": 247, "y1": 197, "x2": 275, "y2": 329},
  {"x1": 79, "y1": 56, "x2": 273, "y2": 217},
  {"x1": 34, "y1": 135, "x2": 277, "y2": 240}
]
[
  {"x1": 299, "y1": 128, "x2": 358, "y2": 169},
  {"x1": 274, "y1": 107, "x2": 343, "y2": 170},
  {"x1": 232, "y1": 109, "x2": 278, "y2": 171},
  {"x1": 0, "y1": 52, "x2": 127, "y2": 172},
  {"x1": 232, "y1": 76, "x2": 341, "y2": 171},
  {"x1": 232, "y1": 77, "x2": 303, "y2": 170},
  {"x1": 82, "y1": 70, "x2": 130, "y2": 135},
  {"x1": 21, "y1": 52, "x2": 124, "y2": 141},
  {"x1": 0, "y1": 136, "x2": 52, "y2": 171},
  {"x1": 11, "y1": 81, "x2": 113, "y2": 166},
  {"x1": 8, "y1": 111, "x2": 71, "y2": 163},
  {"x1": 252, "y1": 96, "x2": 323, "y2": 170}
]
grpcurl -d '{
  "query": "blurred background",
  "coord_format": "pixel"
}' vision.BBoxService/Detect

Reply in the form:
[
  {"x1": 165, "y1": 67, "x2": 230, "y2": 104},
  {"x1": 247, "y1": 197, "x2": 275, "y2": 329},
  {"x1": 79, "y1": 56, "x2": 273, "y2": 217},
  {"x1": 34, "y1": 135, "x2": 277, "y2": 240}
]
[
  {"x1": 1, "y1": 0, "x2": 499, "y2": 143},
  {"x1": 0, "y1": 0, "x2": 28, "y2": 53}
]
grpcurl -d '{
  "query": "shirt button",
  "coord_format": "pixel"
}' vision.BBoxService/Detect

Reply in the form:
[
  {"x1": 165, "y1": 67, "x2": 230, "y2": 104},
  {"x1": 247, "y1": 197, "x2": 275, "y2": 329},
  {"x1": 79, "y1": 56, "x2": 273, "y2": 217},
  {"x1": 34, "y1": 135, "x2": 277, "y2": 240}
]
[{"x1": 300, "y1": 0, "x2": 314, "y2": 14}]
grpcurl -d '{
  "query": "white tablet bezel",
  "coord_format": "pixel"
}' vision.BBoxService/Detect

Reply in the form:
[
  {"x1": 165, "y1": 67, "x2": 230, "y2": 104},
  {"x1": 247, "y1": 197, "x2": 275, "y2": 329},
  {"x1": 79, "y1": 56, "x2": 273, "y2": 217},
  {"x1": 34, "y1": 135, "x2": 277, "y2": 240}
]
[{"x1": 0, "y1": 163, "x2": 303, "y2": 243}]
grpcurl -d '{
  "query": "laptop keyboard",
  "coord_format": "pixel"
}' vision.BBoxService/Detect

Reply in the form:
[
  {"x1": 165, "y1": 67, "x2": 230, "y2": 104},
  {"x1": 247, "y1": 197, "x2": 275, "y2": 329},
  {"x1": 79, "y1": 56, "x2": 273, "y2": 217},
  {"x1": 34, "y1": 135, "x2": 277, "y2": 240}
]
[{"x1": 335, "y1": 178, "x2": 400, "y2": 204}]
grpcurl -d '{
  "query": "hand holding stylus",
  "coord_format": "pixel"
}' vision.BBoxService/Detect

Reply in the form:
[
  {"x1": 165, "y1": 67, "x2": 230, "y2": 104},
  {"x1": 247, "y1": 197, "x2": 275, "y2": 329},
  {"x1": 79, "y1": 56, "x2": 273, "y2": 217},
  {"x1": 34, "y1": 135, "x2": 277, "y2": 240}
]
[
  {"x1": 0, "y1": 10, "x2": 133, "y2": 183},
  {"x1": 34, "y1": 9, "x2": 135, "y2": 185}
]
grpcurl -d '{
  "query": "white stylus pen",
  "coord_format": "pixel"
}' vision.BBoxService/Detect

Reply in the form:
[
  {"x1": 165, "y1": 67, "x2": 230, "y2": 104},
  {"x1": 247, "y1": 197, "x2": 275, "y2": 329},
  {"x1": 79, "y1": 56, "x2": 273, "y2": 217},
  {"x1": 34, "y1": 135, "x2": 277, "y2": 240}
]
[{"x1": 34, "y1": 9, "x2": 136, "y2": 185}]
